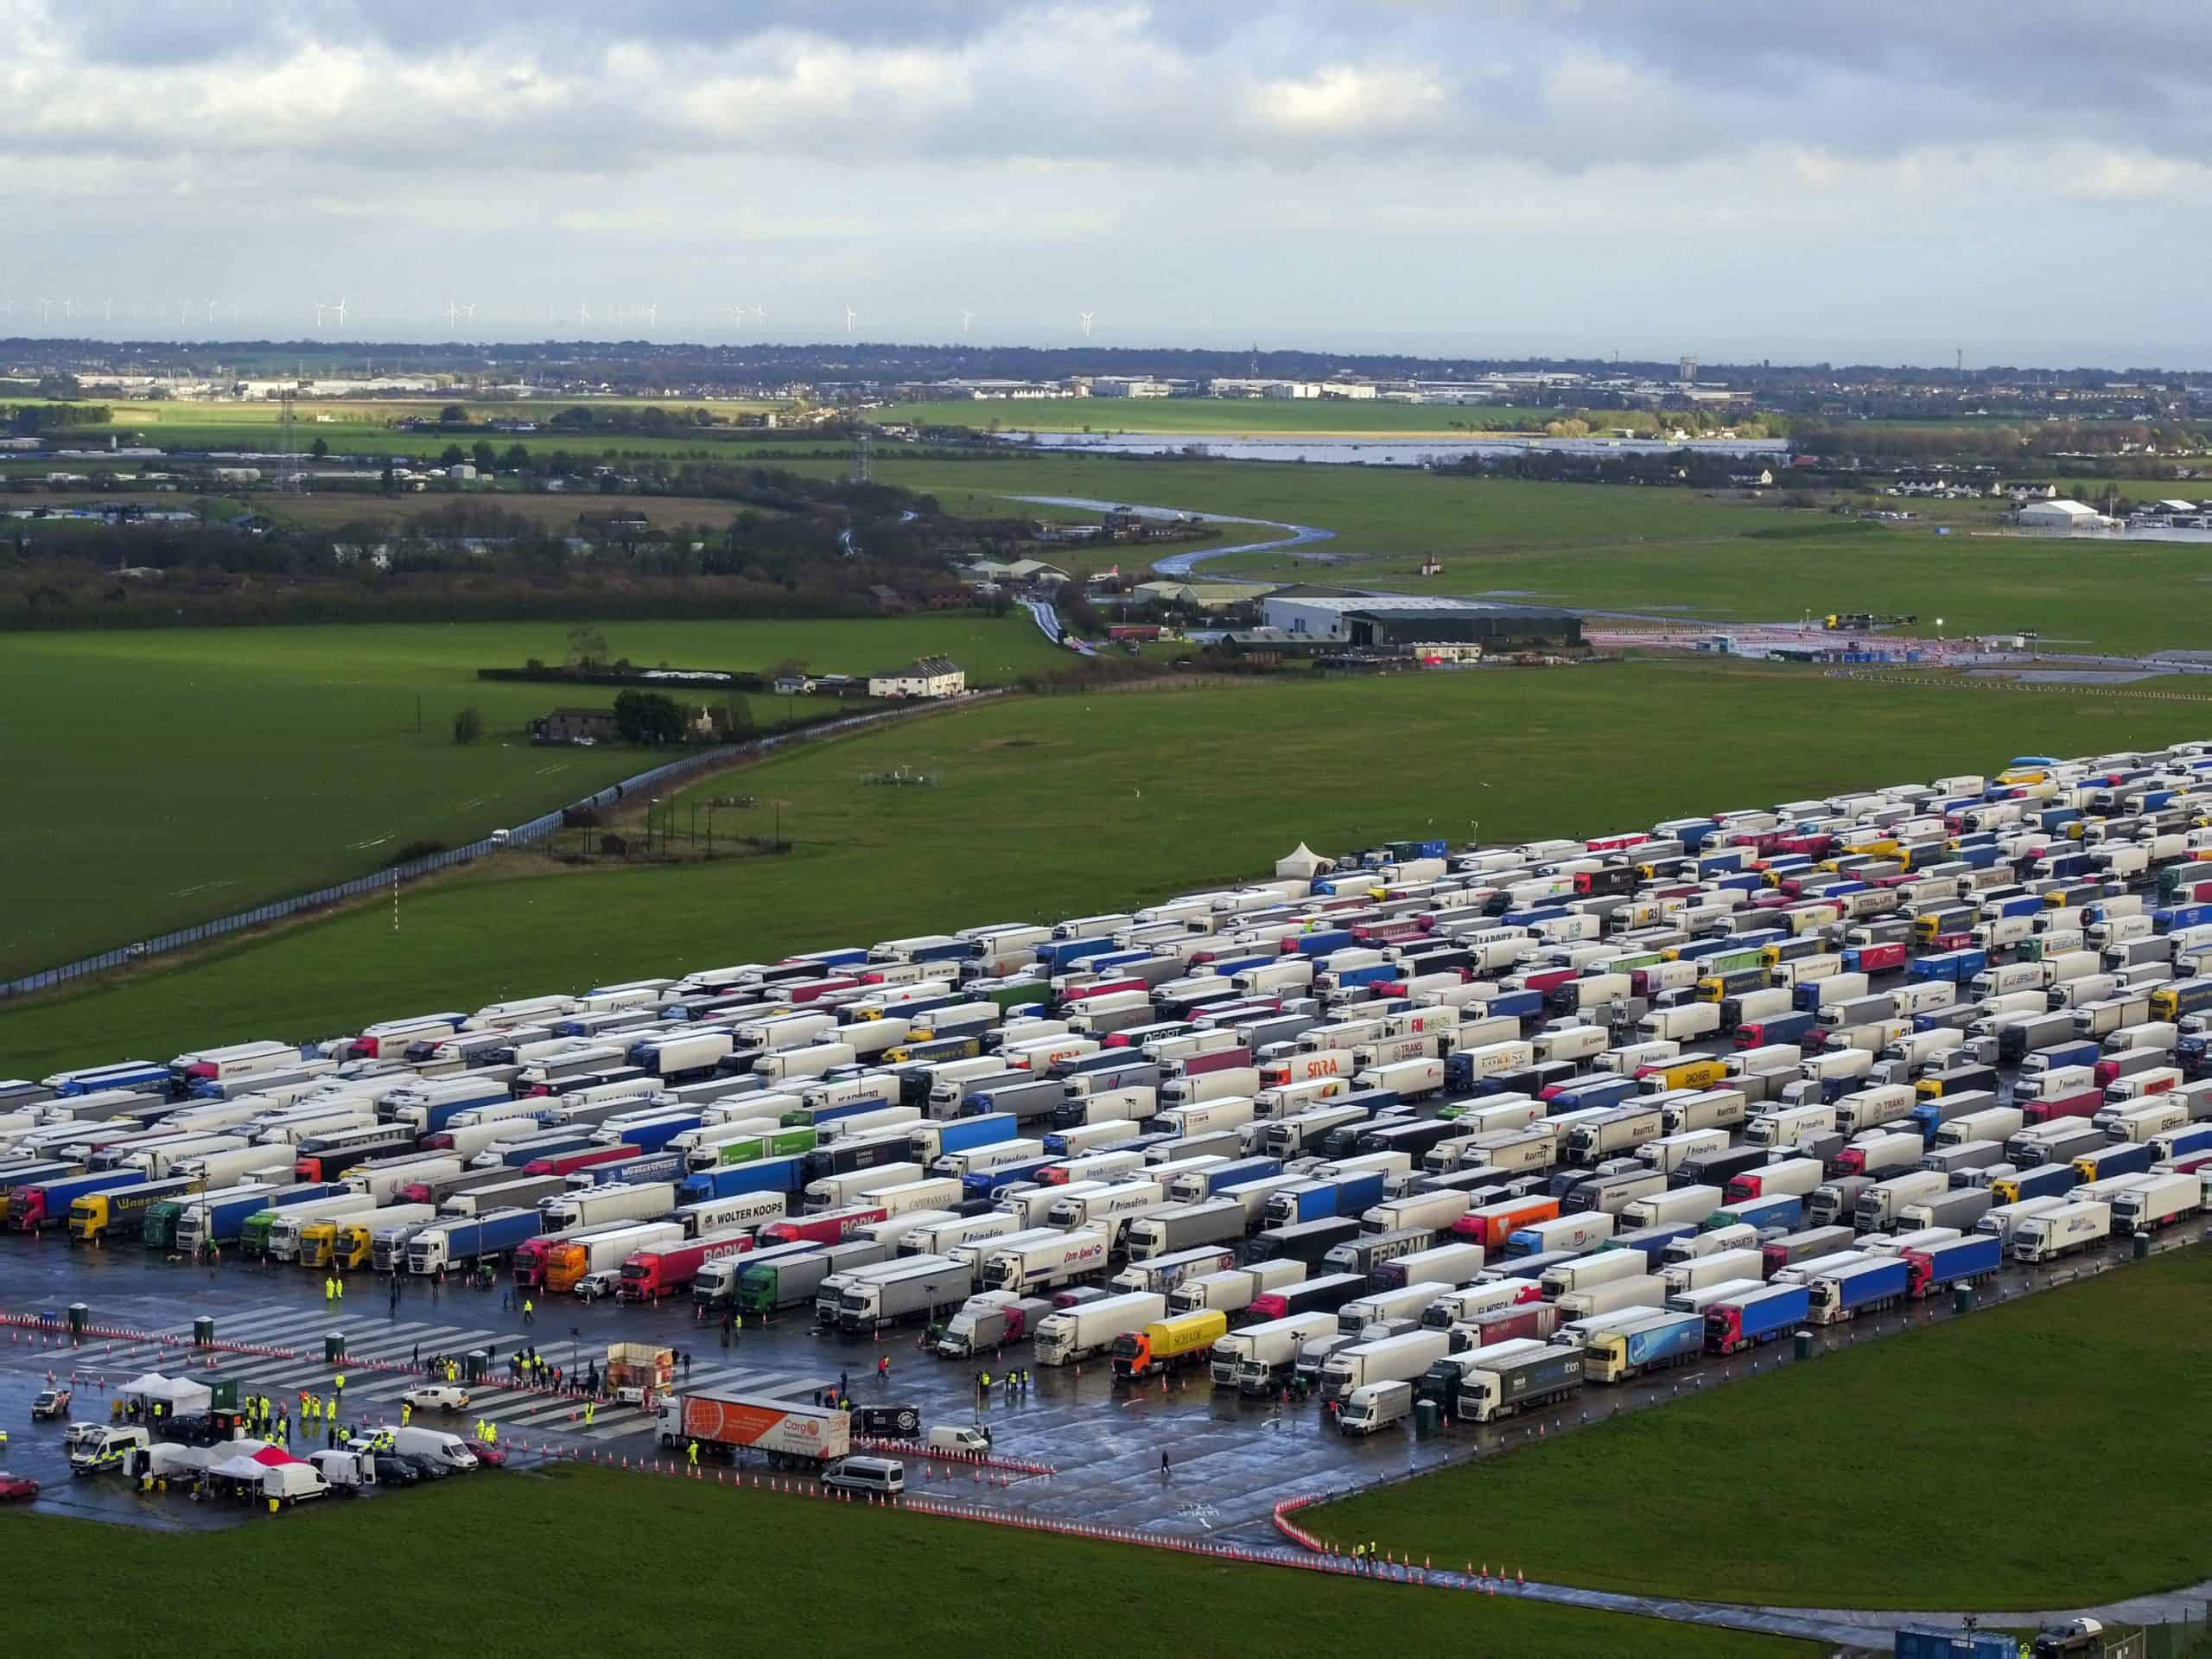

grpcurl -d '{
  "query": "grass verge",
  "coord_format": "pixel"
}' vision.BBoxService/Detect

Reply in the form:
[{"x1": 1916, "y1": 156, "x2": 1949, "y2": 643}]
[
  {"x1": 0, "y1": 612, "x2": 1059, "y2": 976},
  {"x1": 1306, "y1": 1246, "x2": 2212, "y2": 1611},
  {"x1": 8, "y1": 658, "x2": 2211, "y2": 1070},
  {"x1": 0, "y1": 1462, "x2": 1814, "y2": 1656}
]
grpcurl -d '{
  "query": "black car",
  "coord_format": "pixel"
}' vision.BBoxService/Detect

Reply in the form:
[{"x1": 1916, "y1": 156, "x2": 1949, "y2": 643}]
[
  {"x1": 371, "y1": 1455, "x2": 421, "y2": 1486},
  {"x1": 399, "y1": 1453, "x2": 451, "y2": 1482}
]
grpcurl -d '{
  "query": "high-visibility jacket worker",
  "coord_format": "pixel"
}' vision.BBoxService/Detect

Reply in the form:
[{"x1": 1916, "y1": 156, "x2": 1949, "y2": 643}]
[
  {"x1": 485, "y1": 1422, "x2": 496, "y2": 1446},
  {"x1": 334, "y1": 1373, "x2": 346, "y2": 1395},
  {"x1": 324, "y1": 1278, "x2": 335, "y2": 1303},
  {"x1": 584, "y1": 1403, "x2": 595, "y2": 1427},
  {"x1": 334, "y1": 1276, "x2": 344, "y2": 1300},
  {"x1": 401, "y1": 1403, "x2": 412, "y2": 1427},
  {"x1": 686, "y1": 1440, "x2": 698, "y2": 1467}
]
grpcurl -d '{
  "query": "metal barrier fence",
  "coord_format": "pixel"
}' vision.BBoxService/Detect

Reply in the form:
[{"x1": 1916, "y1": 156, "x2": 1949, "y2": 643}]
[{"x1": 2, "y1": 692, "x2": 1001, "y2": 1001}]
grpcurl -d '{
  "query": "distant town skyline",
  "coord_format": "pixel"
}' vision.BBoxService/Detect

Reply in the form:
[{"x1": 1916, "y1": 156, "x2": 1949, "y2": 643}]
[{"x1": 10, "y1": 2, "x2": 2212, "y2": 367}]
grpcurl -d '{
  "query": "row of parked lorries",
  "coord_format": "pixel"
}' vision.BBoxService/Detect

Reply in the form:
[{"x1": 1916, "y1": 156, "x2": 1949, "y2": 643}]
[{"x1": 7, "y1": 742, "x2": 2212, "y2": 1440}]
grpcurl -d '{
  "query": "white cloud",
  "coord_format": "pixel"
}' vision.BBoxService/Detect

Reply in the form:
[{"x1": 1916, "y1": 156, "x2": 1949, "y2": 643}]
[{"x1": 4, "y1": 1, "x2": 2212, "y2": 361}]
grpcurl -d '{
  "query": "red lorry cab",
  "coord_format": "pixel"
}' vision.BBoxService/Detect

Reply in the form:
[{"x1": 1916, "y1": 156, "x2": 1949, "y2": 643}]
[{"x1": 617, "y1": 1231, "x2": 753, "y2": 1302}]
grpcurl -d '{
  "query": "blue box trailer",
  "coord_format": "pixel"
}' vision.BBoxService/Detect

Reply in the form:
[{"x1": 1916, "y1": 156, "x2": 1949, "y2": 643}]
[
  {"x1": 1544, "y1": 1075, "x2": 1637, "y2": 1113},
  {"x1": 677, "y1": 1153, "x2": 807, "y2": 1205},
  {"x1": 1910, "y1": 948, "x2": 1986, "y2": 984},
  {"x1": 1471, "y1": 988, "x2": 1547, "y2": 1029},
  {"x1": 1206, "y1": 953, "x2": 1279, "y2": 980},
  {"x1": 1703, "y1": 1193, "x2": 1802, "y2": 1234},
  {"x1": 2005, "y1": 1162, "x2": 2081, "y2": 1203},
  {"x1": 1035, "y1": 937, "x2": 1122, "y2": 975},
  {"x1": 2154, "y1": 902, "x2": 2212, "y2": 934},
  {"x1": 2156, "y1": 1122, "x2": 2212, "y2": 1160},
  {"x1": 1268, "y1": 1170, "x2": 1386, "y2": 1226},
  {"x1": 960, "y1": 1157, "x2": 1057, "y2": 1200},
  {"x1": 1707, "y1": 871, "x2": 1764, "y2": 895},
  {"x1": 402, "y1": 1084, "x2": 515, "y2": 1136},
  {"x1": 0, "y1": 1159, "x2": 82, "y2": 1195},
  {"x1": 50, "y1": 1061, "x2": 172, "y2": 1097},
  {"x1": 1903, "y1": 1232, "x2": 2001, "y2": 1297},
  {"x1": 441, "y1": 1207, "x2": 544, "y2": 1264},
  {"x1": 1704, "y1": 1281, "x2": 1808, "y2": 1353},
  {"x1": 1602, "y1": 1309, "x2": 1707, "y2": 1379},
  {"x1": 1177, "y1": 1155, "x2": 1282, "y2": 1197},
  {"x1": 1894, "y1": 1625, "x2": 2017, "y2": 1659},
  {"x1": 931, "y1": 1113, "x2": 1019, "y2": 1160},
  {"x1": 1292, "y1": 929, "x2": 1359, "y2": 957},
  {"x1": 2036, "y1": 1040, "x2": 2101, "y2": 1074},
  {"x1": 594, "y1": 1115, "x2": 702, "y2": 1155},
  {"x1": 10, "y1": 1166, "x2": 147, "y2": 1230},
  {"x1": 1328, "y1": 963, "x2": 1400, "y2": 989},
  {"x1": 1811, "y1": 1255, "x2": 1910, "y2": 1320},
  {"x1": 1733, "y1": 1010, "x2": 1819, "y2": 1050},
  {"x1": 2073, "y1": 1141, "x2": 2156, "y2": 1182},
  {"x1": 577, "y1": 1147, "x2": 686, "y2": 1188}
]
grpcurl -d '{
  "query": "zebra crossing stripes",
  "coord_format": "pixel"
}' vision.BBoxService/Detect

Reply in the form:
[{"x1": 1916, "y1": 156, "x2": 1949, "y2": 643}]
[{"x1": 25, "y1": 1302, "x2": 838, "y2": 1440}]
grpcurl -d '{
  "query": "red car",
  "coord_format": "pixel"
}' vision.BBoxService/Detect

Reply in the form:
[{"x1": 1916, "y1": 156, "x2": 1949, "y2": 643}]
[
  {"x1": 0, "y1": 1476, "x2": 39, "y2": 1502},
  {"x1": 467, "y1": 1440, "x2": 508, "y2": 1469}
]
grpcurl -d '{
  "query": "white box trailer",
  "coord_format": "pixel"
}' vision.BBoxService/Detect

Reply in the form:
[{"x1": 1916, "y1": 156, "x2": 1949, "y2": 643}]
[
  {"x1": 1172, "y1": 1260, "x2": 1307, "y2": 1317},
  {"x1": 804, "y1": 1162, "x2": 924, "y2": 1211},
  {"x1": 1215, "y1": 1312, "x2": 1340, "y2": 1391},
  {"x1": 539, "y1": 1181, "x2": 679, "y2": 1232},
  {"x1": 1637, "y1": 1129, "x2": 1730, "y2": 1176},
  {"x1": 1033, "y1": 1290, "x2": 1169, "y2": 1365},
  {"x1": 1659, "y1": 1247, "x2": 1764, "y2": 1296},
  {"x1": 977, "y1": 1228, "x2": 1109, "y2": 1294},
  {"x1": 1316, "y1": 1329, "x2": 1451, "y2": 1402},
  {"x1": 1537, "y1": 1250, "x2": 1647, "y2": 1299},
  {"x1": 1619, "y1": 1184, "x2": 1723, "y2": 1231},
  {"x1": 1551, "y1": 1274, "x2": 1667, "y2": 1322},
  {"x1": 2008, "y1": 1203, "x2": 2106, "y2": 1265}
]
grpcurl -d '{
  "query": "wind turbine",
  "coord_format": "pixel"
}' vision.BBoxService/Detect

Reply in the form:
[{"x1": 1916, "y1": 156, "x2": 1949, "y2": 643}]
[
  {"x1": 961, "y1": 308, "x2": 974, "y2": 336},
  {"x1": 843, "y1": 304, "x2": 857, "y2": 335},
  {"x1": 332, "y1": 297, "x2": 347, "y2": 329},
  {"x1": 37, "y1": 298, "x2": 51, "y2": 323},
  {"x1": 447, "y1": 301, "x2": 461, "y2": 329},
  {"x1": 751, "y1": 303, "x2": 766, "y2": 326},
  {"x1": 204, "y1": 299, "x2": 218, "y2": 323},
  {"x1": 1078, "y1": 310, "x2": 1094, "y2": 339},
  {"x1": 577, "y1": 300, "x2": 593, "y2": 326},
  {"x1": 645, "y1": 302, "x2": 658, "y2": 329},
  {"x1": 314, "y1": 302, "x2": 327, "y2": 329},
  {"x1": 463, "y1": 302, "x2": 475, "y2": 326}
]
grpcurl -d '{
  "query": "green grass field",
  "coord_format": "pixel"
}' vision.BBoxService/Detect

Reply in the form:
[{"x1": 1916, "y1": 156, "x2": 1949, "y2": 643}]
[
  {"x1": 877, "y1": 397, "x2": 1567, "y2": 435},
  {"x1": 799, "y1": 452, "x2": 2200, "y2": 652},
  {"x1": 0, "y1": 1464, "x2": 1810, "y2": 1657},
  {"x1": 68, "y1": 397, "x2": 835, "y2": 464},
  {"x1": 0, "y1": 613, "x2": 1062, "y2": 977},
  {"x1": 1309, "y1": 1247, "x2": 2212, "y2": 1611},
  {"x1": 10, "y1": 659, "x2": 2211, "y2": 1070}
]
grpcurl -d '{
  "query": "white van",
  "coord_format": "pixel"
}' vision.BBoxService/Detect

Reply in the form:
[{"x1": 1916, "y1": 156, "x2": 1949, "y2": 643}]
[
  {"x1": 823, "y1": 1455, "x2": 907, "y2": 1497},
  {"x1": 1337, "y1": 1379, "x2": 1415, "y2": 1436}
]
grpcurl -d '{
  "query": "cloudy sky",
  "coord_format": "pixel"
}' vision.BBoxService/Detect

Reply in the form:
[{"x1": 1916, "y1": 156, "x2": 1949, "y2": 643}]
[{"x1": 7, "y1": 0, "x2": 2209, "y2": 365}]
